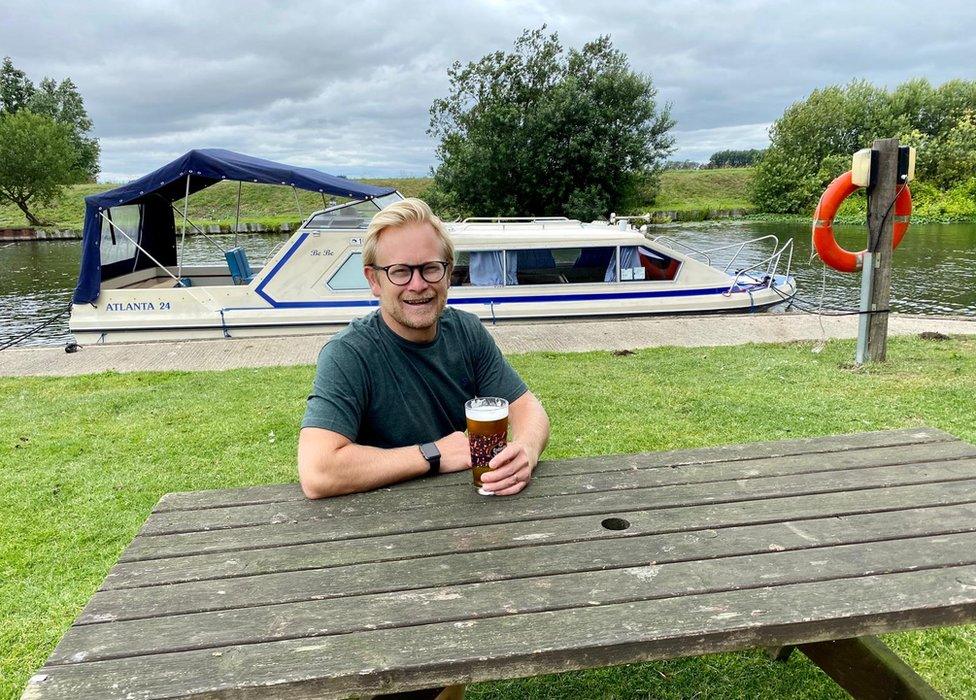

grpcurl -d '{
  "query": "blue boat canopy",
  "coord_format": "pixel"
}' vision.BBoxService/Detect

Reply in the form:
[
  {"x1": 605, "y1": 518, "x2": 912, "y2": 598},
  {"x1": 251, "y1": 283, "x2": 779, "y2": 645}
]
[{"x1": 74, "y1": 148, "x2": 397, "y2": 304}]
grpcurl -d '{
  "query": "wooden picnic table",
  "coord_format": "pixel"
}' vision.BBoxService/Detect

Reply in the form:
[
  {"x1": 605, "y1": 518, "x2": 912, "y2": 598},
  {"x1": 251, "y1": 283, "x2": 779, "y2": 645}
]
[{"x1": 23, "y1": 426, "x2": 976, "y2": 699}]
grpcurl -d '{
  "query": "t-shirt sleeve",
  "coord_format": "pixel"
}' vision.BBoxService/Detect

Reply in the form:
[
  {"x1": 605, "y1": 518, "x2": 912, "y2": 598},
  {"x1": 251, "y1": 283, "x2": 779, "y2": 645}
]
[
  {"x1": 470, "y1": 319, "x2": 528, "y2": 402},
  {"x1": 300, "y1": 341, "x2": 368, "y2": 440}
]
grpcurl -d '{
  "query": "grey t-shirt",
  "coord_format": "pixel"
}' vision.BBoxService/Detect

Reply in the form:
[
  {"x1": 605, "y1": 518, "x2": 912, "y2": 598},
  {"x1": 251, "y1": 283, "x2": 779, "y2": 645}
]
[{"x1": 302, "y1": 308, "x2": 528, "y2": 448}]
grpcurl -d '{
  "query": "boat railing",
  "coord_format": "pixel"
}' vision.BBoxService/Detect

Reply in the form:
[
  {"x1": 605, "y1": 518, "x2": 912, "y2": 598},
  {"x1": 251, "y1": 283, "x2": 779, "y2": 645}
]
[
  {"x1": 462, "y1": 216, "x2": 573, "y2": 222},
  {"x1": 455, "y1": 216, "x2": 581, "y2": 232},
  {"x1": 725, "y1": 238, "x2": 795, "y2": 294},
  {"x1": 264, "y1": 240, "x2": 288, "y2": 266},
  {"x1": 649, "y1": 236, "x2": 713, "y2": 267}
]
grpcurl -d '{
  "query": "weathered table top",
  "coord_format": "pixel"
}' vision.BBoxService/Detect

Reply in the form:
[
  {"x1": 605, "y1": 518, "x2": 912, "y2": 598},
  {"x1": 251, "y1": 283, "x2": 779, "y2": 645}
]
[{"x1": 24, "y1": 427, "x2": 976, "y2": 699}]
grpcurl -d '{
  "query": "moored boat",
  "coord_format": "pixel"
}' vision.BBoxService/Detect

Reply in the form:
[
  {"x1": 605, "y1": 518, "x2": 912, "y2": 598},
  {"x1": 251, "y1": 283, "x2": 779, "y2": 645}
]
[{"x1": 69, "y1": 149, "x2": 796, "y2": 344}]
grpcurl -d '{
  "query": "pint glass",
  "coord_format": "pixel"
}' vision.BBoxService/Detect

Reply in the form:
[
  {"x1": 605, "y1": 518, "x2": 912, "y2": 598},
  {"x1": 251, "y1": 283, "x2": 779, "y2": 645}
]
[{"x1": 465, "y1": 397, "x2": 509, "y2": 495}]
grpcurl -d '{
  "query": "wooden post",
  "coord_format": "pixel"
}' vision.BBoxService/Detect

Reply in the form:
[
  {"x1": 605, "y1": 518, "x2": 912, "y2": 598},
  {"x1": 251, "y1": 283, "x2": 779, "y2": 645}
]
[{"x1": 856, "y1": 138, "x2": 900, "y2": 364}]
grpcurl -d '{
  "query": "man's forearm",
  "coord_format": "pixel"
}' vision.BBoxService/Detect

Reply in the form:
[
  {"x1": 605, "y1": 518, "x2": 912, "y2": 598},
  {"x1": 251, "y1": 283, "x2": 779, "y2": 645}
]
[
  {"x1": 304, "y1": 442, "x2": 429, "y2": 498},
  {"x1": 509, "y1": 392, "x2": 550, "y2": 467}
]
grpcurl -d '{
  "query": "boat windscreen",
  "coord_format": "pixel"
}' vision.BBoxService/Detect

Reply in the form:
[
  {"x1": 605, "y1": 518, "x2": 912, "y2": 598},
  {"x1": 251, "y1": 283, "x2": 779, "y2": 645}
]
[{"x1": 305, "y1": 193, "x2": 403, "y2": 230}]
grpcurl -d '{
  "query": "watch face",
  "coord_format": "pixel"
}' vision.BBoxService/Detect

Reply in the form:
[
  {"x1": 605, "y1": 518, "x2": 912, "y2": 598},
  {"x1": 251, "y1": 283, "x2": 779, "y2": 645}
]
[{"x1": 421, "y1": 442, "x2": 439, "y2": 461}]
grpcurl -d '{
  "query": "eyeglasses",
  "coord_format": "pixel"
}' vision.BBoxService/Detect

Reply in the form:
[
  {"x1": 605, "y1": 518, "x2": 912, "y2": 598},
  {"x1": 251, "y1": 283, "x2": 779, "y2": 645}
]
[{"x1": 370, "y1": 261, "x2": 450, "y2": 286}]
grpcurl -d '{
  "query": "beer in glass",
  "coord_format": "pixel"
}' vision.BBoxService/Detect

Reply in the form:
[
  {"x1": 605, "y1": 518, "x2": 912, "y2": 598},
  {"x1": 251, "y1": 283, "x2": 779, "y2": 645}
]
[{"x1": 465, "y1": 397, "x2": 509, "y2": 495}]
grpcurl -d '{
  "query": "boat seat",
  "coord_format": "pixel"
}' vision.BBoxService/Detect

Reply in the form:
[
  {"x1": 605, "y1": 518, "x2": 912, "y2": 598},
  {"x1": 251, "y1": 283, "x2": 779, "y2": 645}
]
[{"x1": 225, "y1": 247, "x2": 255, "y2": 285}]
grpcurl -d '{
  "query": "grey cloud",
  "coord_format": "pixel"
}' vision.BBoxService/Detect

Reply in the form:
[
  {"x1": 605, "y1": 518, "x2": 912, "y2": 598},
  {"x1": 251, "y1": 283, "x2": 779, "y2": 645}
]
[{"x1": 3, "y1": 0, "x2": 974, "y2": 179}]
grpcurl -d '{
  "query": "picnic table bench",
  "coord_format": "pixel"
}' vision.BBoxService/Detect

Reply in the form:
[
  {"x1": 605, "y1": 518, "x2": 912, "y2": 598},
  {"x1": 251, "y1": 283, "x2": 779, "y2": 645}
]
[{"x1": 23, "y1": 426, "x2": 976, "y2": 699}]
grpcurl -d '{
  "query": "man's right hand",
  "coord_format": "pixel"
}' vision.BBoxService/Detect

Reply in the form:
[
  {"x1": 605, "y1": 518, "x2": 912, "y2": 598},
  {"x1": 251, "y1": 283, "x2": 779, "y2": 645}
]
[{"x1": 435, "y1": 431, "x2": 472, "y2": 473}]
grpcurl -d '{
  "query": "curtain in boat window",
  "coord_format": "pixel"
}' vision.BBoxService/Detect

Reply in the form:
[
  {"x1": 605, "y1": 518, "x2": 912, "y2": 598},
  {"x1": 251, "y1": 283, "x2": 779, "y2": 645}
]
[
  {"x1": 470, "y1": 251, "x2": 518, "y2": 285},
  {"x1": 604, "y1": 247, "x2": 642, "y2": 282}
]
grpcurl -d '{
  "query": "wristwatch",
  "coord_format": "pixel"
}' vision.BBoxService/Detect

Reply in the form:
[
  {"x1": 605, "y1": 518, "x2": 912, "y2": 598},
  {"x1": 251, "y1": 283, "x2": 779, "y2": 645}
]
[{"x1": 419, "y1": 442, "x2": 441, "y2": 476}]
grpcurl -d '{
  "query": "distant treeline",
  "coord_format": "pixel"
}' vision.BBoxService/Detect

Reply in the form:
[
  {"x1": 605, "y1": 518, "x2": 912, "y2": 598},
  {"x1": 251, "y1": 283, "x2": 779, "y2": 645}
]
[{"x1": 664, "y1": 149, "x2": 764, "y2": 170}]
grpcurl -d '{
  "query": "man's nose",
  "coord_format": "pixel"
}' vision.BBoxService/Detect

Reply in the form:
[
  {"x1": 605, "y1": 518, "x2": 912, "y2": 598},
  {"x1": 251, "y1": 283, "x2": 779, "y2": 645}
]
[{"x1": 405, "y1": 267, "x2": 430, "y2": 291}]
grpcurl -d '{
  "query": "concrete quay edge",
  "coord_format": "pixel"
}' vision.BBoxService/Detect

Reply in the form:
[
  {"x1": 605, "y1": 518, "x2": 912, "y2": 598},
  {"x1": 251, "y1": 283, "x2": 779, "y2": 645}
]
[{"x1": 1, "y1": 313, "x2": 974, "y2": 378}]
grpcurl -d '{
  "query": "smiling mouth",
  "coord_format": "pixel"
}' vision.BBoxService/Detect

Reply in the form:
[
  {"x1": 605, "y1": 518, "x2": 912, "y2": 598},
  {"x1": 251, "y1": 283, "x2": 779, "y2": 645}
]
[{"x1": 403, "y1": 298, "x2": 434, "y2": 306}]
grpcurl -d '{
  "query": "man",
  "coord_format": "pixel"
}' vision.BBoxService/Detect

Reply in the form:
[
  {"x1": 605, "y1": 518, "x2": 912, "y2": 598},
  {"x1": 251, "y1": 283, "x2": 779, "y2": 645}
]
[{"x1": 298, "y1": 197, "x2": 550, "y2": 499}]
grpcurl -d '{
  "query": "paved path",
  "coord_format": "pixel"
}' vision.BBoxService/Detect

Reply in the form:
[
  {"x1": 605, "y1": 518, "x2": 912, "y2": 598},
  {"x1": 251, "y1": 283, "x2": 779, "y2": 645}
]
[{"x1": 1, "y1": 313, "x2": 974, "y2": 377}]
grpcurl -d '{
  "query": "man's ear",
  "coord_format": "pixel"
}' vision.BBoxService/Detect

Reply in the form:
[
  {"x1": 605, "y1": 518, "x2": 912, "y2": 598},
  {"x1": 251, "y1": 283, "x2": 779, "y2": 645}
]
[{"x1": 363, "y1": 266, "x2": 382, "y2": 298}]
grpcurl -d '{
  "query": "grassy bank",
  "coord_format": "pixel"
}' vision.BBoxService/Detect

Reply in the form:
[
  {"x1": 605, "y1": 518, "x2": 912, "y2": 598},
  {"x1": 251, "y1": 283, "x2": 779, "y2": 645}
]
[
  {"x1": 0, "y1": 170, "x2": 754, "y2": 230},
  {"x1": 2, "y1": 335, "x2": 975, "y2": 699},
  {"x1": 645, "y1": 167, "x2": 754, "y2": 214},
  {"x1": 0, "y1": 178, "x2": 433, "y2": 230},
  {"x1": 2, "y1": 167, "x2": 973, "y2": 229}
]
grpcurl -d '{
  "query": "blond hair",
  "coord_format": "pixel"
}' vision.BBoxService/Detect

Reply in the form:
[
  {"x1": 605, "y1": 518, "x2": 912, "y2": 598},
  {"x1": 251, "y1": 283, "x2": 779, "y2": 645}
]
[{"x1": 363, "y1": 198, "x2": 454, "y2": 266}]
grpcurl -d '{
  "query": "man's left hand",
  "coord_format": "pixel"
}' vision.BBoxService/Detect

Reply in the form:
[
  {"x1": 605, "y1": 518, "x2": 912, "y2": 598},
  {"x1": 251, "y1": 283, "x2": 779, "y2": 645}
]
[{"x1": 479, "y1": 441, "x2": 535, "y2": 495}]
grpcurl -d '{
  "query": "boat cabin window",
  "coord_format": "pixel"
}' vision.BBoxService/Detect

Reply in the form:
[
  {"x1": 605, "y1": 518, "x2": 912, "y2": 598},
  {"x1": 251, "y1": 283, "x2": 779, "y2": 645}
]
[
  {"x1": 99, "y1": 205, "x2": 143, "y2": 266},
  {"x1": 451, "y1": 245, "x2": 679, "y2": 286},
  {"x1": 452, "y1": 247, "x2": 618, "y2": 286},
  {"x1": 327, "y1": 252, "x2": 369, "y2": 290},
  {"x1": 617, "y1": 246, "x2": 681, "y2": 282}
]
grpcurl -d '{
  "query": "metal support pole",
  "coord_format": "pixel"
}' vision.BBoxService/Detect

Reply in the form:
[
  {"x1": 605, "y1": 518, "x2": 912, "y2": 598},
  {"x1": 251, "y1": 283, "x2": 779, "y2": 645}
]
[
  {"x1": 234, "y1": 181, "x2": 242, "y2": 249},
  {"x1": 177, "y1": 174, "x2": 191, "y2": 279},
  {"x1": 292, "y1": 186, "x2": 303, "y2": 221},
  {"x1": 855, "y1": 252, "x2": 874, "y2": 364}
]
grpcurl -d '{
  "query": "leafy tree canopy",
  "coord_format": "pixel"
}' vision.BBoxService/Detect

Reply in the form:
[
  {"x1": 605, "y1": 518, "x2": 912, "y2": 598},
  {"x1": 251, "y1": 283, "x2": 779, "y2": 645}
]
[
  {"x1": 0, "y1": 110, "x2": 85, "y2": 226},
  {"x1": 751, "y1": 78, "x2": 976, "y2": 213},
  {"x1": 0, "y1": 56, "x2": 99, "y2": 181},
  {"x1": 427, "y1": 27, "x2": 675, "y2": 221}
]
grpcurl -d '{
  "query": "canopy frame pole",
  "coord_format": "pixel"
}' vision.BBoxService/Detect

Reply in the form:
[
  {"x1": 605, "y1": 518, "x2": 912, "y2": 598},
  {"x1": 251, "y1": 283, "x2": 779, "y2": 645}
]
[
  {"x1": 97, "y1": 211, "x2": 217, "y2": 310},
  {"x1": 177, "y1": 174, "x2": 191, "y2": 279},
  {"x1": 163, "y1": 201, "x2": 227, "y2": 256},
  {"x1": 234, "y1": 181, "x2": 242, "y2": 249},
  {"x1": 292, "y1": 186, "x2": 303, "y2": 221}
]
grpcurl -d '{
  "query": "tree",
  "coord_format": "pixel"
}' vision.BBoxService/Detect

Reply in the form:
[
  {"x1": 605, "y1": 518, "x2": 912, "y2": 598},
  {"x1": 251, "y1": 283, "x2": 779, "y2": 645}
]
[
  {"x1": 750, "y1": 78, "x2": 976, "y2": 213},
  {"x1": 0, "y1": 57, "x2": 34, "y2": 113},
  {"x1": 0, "y1": 110, "x2": 84, "y2": 226},
  {"x1": 28, "y1": 77, "x2": 100, "y2": 180},
  {"x1": 0, "y1": 56, "x2": 99, "y2": 181},
  {"x1": 427, "y1": 28, "x2": 675, "y2": 221}
]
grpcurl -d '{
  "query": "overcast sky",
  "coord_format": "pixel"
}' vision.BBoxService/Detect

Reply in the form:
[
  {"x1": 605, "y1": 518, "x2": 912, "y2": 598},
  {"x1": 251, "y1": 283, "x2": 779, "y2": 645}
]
[{"x1": 2, "y1": 0, "x2": 974, "y2": 181}]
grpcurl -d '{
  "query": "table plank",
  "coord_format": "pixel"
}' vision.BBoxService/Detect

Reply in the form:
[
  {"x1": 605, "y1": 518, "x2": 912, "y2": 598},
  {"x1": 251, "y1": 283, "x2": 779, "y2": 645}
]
[
  {"x1": 153, "y1": 427, "x2": 956, "y2": 512},
  {"x1": 139, "y1": 439, "x2": 976, "y2": 534},
  {"x1": 122, "y1": 457, "x2": 976, "y2": 559},
  {"x1": 84, "y1": 500, "x2": 976, "y2": 622},
  {"x1": 104, "y1": 480, "x2": 976, "y2": 590},
  {"x1": 50, "y1": 532, "x2": 976, "y2": 664},
  {"x1": 26, "y1": 564, "x2": 976, "y2": 700}
]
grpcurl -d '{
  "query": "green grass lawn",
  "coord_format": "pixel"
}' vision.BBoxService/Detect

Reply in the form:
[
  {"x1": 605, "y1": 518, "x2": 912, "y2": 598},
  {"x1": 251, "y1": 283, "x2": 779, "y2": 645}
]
[{"x1": 2, "y1": 335, "x2": 975, "y2": 699}]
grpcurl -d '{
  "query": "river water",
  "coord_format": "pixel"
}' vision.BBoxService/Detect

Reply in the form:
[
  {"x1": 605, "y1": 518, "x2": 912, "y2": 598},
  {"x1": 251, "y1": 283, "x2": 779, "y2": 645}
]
[{"x1": 1, "y1": 221, "x2": 974, "y2": 348}]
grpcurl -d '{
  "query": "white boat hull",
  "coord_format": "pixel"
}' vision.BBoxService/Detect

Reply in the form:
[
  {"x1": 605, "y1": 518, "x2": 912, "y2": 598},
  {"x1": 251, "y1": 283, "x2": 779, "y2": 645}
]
[{"x1": 69, "y1": 279, "x2": 796, "y2": 344}]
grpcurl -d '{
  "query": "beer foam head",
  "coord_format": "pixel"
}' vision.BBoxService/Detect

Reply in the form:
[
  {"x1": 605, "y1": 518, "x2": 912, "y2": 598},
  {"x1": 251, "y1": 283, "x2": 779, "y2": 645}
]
[{"x1": 465, "y1": 397, "x2": 508, "y2": 421}]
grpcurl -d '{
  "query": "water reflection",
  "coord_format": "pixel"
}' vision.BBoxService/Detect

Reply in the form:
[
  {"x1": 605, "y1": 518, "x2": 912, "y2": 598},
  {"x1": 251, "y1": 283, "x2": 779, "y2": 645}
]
[{"x1": 1, "y1": 221, "x2": 974, "y2": 348}]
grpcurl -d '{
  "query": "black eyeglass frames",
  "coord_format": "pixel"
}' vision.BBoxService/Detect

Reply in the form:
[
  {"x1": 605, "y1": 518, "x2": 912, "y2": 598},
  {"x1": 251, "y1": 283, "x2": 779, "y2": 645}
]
[{"x1": 370, "y1": 260, "x2": 450, "y2": 286}]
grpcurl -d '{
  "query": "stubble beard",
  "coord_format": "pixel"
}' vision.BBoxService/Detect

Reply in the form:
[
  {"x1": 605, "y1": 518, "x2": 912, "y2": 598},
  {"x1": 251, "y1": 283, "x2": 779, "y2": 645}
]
[{"x1": 387, "y1": 292, "x2": 447, "y2": 331}]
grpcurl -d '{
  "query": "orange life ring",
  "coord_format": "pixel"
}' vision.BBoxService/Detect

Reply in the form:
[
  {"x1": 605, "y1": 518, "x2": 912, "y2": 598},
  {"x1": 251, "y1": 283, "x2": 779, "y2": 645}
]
[{"x1": 812, "y1": 171, "x2": 912, "y2": 273}]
